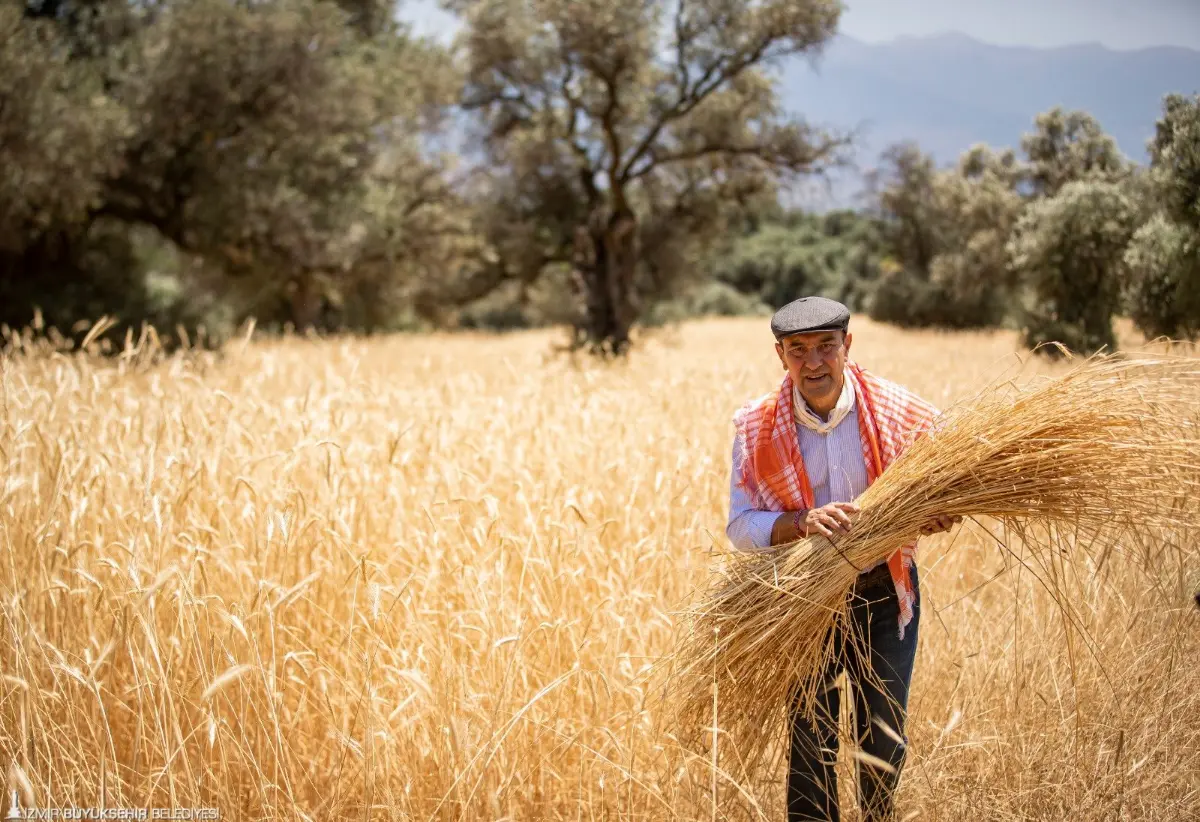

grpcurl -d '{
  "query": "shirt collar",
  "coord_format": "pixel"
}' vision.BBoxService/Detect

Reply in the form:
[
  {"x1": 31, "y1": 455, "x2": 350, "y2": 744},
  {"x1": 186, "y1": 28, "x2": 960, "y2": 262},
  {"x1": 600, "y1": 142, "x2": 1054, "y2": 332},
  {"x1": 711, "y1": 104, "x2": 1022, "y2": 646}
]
[{"x1": 792, "y1": 374, "x2": 856, "y2": 435}]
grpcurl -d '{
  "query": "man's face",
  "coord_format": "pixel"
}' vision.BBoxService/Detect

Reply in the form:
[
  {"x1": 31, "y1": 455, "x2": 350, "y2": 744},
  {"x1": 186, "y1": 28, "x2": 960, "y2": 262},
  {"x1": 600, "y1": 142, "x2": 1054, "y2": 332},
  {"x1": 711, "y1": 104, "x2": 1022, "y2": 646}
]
[{"x1": 775, "y1": 330, "x2": 852, "y2": 412}]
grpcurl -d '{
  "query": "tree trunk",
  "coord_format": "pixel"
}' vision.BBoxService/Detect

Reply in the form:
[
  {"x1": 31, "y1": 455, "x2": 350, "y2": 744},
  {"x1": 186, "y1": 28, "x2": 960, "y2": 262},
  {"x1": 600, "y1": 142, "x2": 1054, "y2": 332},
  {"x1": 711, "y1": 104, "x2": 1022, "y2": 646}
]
[
  {"x1": 572, "y1": 208, "x2": 638, "y2": 355},
  {"x1": 289, "y1": 272, "x2": 322, "y2": 331}
]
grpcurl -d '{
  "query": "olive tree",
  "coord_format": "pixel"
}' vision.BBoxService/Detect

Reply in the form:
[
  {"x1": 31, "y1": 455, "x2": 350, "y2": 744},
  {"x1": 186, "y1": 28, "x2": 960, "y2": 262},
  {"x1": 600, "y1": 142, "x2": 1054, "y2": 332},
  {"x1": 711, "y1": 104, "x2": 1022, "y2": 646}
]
[
  {"x1": 1008, "y1": 180, "x2": 1138, "y2": 356},
  {"x1": 867, "y1": 143, "x2": 1024, "y2": 329},
  {"x1": 1020, "y1": 107, "x2": 1127, "y2": 199},
  {"x1": 1122, "y1": 93, "x2": 1200, "y2": 340},
  {"x1": 1, "y1": 0, "x2": 462, "y2": 338},
  {"x1": 446, "y1": 0, "x2": 847, "y2": 354}
]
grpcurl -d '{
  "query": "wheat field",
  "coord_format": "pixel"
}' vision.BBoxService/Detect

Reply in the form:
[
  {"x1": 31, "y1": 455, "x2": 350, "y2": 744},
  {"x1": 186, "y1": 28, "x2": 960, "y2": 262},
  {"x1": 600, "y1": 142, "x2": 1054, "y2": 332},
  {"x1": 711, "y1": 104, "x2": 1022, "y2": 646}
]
[{"x1": 1, "y1": 317, "x2": 1197, "y2": 821}]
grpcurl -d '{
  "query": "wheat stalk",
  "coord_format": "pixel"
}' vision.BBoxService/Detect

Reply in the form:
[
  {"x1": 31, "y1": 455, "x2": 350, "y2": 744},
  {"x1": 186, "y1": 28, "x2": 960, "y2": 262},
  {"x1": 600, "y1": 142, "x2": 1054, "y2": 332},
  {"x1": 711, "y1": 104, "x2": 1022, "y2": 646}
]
[{"x1": 667, "y1": 354, "x2": 1200, "y2": 775}]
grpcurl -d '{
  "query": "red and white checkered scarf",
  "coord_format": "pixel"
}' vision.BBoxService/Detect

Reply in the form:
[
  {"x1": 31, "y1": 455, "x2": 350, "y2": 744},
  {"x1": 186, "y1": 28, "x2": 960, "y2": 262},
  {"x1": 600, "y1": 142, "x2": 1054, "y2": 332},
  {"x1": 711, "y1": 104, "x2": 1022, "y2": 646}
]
[{"x1": 732, "y1": 361, "x2": 939, "y2": 638}]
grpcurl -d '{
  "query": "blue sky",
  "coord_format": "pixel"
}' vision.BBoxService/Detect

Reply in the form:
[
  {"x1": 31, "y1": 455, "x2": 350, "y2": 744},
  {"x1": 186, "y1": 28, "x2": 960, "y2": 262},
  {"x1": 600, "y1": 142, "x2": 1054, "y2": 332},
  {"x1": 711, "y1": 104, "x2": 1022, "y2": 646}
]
[{"x1": 398, "y1": 0, "x2": 1200, "y2": 51}]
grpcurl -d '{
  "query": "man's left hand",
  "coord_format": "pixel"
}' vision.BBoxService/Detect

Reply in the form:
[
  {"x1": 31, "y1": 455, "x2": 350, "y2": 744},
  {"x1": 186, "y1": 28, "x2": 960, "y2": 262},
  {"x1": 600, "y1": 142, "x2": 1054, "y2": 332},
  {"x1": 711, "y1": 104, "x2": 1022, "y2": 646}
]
[{"x1": 919, "y1": 514, "x2": 962, "y2": 536}]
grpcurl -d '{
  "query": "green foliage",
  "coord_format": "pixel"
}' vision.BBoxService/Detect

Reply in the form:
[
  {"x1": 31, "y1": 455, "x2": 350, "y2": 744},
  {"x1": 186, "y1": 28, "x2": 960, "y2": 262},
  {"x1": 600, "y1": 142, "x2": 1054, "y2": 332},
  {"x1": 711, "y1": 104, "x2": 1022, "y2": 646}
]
[
  {"x1": 1147, "y1": 94, "x2": 1200, "y2": 232},
  {"x1": 867, "y1": 259, "x2": 942, "y2": 328},
  {"x1": 1020, "y1": 108, "x2": 1128, "y2": 198},
  {"x1": 865, "y1": 110, "x2": 1134, "y2": 344},
  {"x1": 457, "y1": 282, "x2": 536, "y2": 331},
  {"x1": 643, "y1": 282, "x2": 770, "y2": 327},
  {"x1": 1008, "y1": 180, "x2": 1138, "y2": 356},
  {"x1": 450, "y1": 0, "x2": 848, "y2": 354},
  {"x1": 1121, "y1": 94, "x2": 1200, "y2": 341},
  {"x1": 3, "y1": 0, "x2": 1193, "y2": 360},
  {"x1": 0, "y1": 4, "x2": 126, "y2": 253},
  {"x1": 868, "y1": 143, "x2": 941, "y2": 280},
  {"x1": 866, "y1": 143, "x2": 1023, "y2": 329},
  {"x1": 0, "y1": 0, "x2": 463, "y2": 343},
  {"x1": 454, "y1": 263, "x2": 582, "y2": 331},
  {"x1": 869, "y1": 257, "x2": 1008, "y2": 330},
  {"x1": 1123, "y1": 214, "x2": 1200, "y2": 340},
  {"x1": 711, "y1": 209, "x2": 883, "y2": 311}
]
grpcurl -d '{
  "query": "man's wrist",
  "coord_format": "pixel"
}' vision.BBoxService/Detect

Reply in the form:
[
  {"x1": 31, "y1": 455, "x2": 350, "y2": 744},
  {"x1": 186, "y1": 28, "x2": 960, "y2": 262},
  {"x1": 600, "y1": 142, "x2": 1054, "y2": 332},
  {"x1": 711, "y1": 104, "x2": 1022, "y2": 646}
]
[
  {"x1": 770, "y1": 509, "x2": 808, "y2": 544},
  {"x1": 770, "y1": 512, "x2": 790, "y2": 545},
  {"x1": 792, "y1": 509, "x2": 806, "y2": 537}
]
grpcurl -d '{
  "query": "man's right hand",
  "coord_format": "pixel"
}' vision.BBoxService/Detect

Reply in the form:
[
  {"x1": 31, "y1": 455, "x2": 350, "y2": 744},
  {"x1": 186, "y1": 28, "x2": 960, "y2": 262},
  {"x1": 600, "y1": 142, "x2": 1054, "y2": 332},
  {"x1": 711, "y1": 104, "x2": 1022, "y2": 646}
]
[
  {"x1": 771, "y1": 501, "x2": 861, "y2": 544},
  {"x1": 802, "y1": 502, "x2": 861, "y2": 539}
]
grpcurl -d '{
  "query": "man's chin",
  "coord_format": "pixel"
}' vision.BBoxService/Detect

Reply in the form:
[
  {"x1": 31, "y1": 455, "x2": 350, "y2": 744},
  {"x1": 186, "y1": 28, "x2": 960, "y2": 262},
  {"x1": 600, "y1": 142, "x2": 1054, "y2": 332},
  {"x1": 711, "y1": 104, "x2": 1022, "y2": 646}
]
[{"x1": 798, "y1": 383, "x2": 835, "y2": 404}]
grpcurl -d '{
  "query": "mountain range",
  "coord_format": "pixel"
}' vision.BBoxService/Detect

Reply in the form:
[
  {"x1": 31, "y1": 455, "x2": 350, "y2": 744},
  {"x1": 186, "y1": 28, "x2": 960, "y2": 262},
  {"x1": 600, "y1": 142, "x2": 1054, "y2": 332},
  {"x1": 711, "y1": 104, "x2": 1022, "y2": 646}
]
[{"x1": 775, "y1": 33, "x2": 1200, "y2": 206}]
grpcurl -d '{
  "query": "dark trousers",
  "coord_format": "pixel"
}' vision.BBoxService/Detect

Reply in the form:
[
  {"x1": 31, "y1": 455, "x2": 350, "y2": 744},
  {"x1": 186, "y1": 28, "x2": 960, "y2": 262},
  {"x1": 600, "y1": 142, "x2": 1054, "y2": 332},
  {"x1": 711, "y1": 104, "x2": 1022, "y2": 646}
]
[{"x1": 786, "y1": 565, "x2": 920, "y2": 822}]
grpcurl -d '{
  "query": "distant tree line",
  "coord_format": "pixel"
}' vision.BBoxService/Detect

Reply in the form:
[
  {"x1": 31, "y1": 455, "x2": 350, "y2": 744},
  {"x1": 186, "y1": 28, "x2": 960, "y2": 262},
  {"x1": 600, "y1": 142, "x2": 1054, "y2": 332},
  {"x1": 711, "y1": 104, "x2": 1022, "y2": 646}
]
[
  {"x1": 1, "y1": 0, "x2": 1197, "y2": 357},
  {"x1": 681, "y1": 99, "x2": 1200, "y2": 357},
  {"x1": 861, "y1": 101, "x2": 1200, "y2": 354}
]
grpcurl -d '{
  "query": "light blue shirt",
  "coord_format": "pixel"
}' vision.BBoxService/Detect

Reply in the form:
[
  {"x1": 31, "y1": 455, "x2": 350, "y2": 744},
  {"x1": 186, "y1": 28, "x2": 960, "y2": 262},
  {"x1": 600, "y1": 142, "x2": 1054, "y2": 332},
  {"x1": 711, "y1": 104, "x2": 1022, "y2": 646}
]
[{"x1": 726, "y1": 398, "x2": 871, "y2": 552}]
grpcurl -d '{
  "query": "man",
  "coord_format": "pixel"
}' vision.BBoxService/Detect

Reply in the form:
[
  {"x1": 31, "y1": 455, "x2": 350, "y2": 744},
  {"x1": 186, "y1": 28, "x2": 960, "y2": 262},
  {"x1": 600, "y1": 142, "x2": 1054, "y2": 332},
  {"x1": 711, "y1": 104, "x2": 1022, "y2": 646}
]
[{"x1": 726, "y1": 296, "x2": 960, "y2": 822}]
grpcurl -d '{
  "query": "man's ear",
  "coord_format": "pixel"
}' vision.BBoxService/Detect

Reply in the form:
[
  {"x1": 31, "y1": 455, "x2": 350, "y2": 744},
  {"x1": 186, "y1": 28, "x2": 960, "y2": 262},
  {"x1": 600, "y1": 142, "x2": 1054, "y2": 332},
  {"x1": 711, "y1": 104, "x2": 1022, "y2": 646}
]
[
  {"x1": 843, "y1": 331, "x2": 853, "y2": 356},
  {"x1": 775, "y1": 341, "x2": 785, "y2": 368}
]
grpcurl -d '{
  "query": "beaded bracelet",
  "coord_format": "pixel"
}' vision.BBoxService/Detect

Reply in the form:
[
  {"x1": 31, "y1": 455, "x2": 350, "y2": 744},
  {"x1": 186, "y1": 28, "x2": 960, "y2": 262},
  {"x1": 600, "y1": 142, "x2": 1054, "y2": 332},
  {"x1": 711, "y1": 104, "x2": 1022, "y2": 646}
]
[{"x1": 792, "y1": 509, "x2": 805, "y2": 536}]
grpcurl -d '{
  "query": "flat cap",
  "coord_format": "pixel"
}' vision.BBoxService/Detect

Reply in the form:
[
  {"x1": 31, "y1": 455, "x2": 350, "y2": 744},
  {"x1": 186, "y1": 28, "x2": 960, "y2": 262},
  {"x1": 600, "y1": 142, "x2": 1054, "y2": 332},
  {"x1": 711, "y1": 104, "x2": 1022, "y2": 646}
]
[{"x1": 770, "y1": 296, "x2": 850, "y2": 339}]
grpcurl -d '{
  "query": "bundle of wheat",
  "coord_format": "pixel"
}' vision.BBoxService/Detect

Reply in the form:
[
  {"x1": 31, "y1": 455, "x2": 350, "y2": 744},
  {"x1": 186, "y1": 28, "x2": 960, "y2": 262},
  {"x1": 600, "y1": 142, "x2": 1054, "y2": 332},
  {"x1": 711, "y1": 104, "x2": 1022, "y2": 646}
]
[{"x1": 666, "y1": 354, "x2": 1200, "y2": 772}]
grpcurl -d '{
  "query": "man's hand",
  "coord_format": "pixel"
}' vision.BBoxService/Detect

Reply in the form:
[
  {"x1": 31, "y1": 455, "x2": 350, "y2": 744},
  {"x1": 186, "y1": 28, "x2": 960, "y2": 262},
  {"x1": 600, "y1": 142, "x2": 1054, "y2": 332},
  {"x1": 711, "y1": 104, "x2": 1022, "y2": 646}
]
[
  {"x1": 919, "y1": 514, "x2": 962, "y2": 536},
  {"x1": 801, "y1": 502, "x2": 861, "y2": 539},
  {"x1": 770, "y1": 501, "x2": 860, "y2": 545}
]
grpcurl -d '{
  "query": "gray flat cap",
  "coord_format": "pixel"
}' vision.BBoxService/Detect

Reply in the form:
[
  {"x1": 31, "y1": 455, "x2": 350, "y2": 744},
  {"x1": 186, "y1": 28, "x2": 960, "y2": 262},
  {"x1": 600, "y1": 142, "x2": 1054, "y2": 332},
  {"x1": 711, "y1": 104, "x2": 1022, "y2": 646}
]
[{"x1": 771, "y1": 296, "x2": 850, "y2": 339}]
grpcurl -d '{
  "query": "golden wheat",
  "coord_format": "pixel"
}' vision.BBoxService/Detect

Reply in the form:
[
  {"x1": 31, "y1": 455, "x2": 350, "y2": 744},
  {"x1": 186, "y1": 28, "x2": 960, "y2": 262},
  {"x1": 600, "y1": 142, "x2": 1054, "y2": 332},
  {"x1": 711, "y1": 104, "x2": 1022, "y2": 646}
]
[
  {"x1": 667, "y1": 354, "x2": 1200, "y2": 786},
  {"x1": 0, "y1": 318, "x2": 1196, "y2": 821}
]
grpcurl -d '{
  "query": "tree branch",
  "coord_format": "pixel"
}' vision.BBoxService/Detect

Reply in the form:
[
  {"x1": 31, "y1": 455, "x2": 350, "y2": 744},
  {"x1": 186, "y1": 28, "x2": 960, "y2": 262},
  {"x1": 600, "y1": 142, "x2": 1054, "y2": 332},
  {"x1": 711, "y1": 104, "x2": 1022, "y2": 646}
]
[
  {"x1": 557, "y1": 57, "x2": 601, "y2": 201},
  {"x1": 597, "y1": 60, "x2": 626, "y2": 212},
  {"x1": 673, "y1": 0, "x2": 690, "y2": 98},
  {"x1": 627, "y1": 126, "x2": 843, "y2": 181},
  {"x1": 619, "y1": 35, "x2": 779, "y2": 183}
]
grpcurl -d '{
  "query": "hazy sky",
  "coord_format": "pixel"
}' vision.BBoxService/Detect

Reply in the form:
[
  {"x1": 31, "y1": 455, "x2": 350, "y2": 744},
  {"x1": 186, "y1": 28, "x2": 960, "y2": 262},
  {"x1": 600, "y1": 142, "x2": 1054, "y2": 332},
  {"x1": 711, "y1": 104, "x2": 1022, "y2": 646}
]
[
  {"x1": 840, "y1": 0, "x2": 1200, "y2": 50},
  {"x1": 399, "y1": 0, "x2": 1200, "y2": 51}
]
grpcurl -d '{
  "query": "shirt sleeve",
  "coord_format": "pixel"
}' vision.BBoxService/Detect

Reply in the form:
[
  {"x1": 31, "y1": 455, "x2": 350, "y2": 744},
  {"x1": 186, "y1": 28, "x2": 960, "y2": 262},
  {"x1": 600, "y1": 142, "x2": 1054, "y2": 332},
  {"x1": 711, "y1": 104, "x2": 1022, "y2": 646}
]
[{"x1": 726, "y1": 431, "x2": 781, "y2": 552}]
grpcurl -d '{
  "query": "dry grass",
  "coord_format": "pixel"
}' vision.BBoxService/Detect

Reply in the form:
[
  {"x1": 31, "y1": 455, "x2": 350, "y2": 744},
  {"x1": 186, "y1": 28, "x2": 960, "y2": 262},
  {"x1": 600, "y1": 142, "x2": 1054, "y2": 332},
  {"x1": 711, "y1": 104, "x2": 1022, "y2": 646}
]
[
  {"x1": 668, "y1": 353, "x2": 1200, "y2": 794},
  {"x1": 0, "y1": 317, "x2": 1197, "y2": 821}
]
